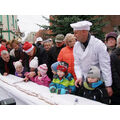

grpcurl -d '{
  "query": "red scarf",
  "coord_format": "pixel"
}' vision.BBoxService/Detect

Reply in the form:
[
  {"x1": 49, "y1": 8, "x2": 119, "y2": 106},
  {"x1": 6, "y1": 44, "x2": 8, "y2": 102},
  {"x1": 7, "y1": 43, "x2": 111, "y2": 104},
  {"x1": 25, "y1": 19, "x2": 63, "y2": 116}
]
[{"x1": 4, "y1": 62, "x2": 9, "y2": 74}]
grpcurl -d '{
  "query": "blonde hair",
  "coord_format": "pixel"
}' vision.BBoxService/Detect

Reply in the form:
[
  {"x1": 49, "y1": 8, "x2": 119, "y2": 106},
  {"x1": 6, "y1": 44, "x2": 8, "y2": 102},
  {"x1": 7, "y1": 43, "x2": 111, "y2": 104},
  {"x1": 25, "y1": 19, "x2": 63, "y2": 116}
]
[
  {"x1": 64, "y1": 33, "x2": 76, "y2": 46},
  {"x1": 117, "y1": 34, "x2": 120, "y2": 47}
]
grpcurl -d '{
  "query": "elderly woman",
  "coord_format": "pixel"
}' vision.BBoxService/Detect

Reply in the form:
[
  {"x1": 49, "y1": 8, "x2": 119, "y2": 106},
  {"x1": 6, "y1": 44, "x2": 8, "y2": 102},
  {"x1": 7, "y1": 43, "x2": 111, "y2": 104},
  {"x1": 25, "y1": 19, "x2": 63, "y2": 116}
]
[
  {"x1": 43, "y1": 39, "x2": 53, "y2": 52},
  {"x1": 57, "y1": 33, "x2": 76, "y2": 80}
]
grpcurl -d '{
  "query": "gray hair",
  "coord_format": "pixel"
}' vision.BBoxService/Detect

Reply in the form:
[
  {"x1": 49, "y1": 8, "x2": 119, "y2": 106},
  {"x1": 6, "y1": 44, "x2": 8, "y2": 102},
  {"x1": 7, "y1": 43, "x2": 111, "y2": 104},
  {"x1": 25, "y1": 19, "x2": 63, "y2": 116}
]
[{"x1": 1, "y1": 50, "x2": 9, "y2": 56}]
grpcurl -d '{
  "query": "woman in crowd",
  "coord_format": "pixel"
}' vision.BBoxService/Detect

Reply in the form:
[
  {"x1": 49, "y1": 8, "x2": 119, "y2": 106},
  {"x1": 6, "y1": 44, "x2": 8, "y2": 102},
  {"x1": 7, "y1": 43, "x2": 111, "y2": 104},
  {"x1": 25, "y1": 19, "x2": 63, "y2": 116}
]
[
  {"x1": 10, "y1": 39, "x2": 28, "y2": 67},
  {"x1": 57, "y1": 33, "x2": 76, "y2": 80},
  {"x1": 110, "y1": 46, "x2": 120, "y2": 104},
  {"x1": 43, "y1": 39, "x2": 53, "y2": 52}
]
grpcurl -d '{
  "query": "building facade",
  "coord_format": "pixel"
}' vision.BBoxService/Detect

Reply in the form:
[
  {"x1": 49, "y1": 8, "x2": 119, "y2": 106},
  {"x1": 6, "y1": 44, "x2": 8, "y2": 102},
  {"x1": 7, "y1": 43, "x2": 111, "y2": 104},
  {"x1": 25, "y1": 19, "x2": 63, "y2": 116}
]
[
  {"x1": 25, "y1": 32, "x2": 36, "y2": 43},
  {"x1": 0, "y1": 15, "x2": 20, "y2": 41}
]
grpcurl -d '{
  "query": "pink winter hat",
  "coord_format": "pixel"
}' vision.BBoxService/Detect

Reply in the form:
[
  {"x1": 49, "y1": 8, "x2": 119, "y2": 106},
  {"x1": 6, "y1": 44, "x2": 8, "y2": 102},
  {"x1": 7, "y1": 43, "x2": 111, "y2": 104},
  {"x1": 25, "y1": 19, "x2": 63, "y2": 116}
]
[{"x1": 38, "y1": 64, "x2": 48, "y2": 75}]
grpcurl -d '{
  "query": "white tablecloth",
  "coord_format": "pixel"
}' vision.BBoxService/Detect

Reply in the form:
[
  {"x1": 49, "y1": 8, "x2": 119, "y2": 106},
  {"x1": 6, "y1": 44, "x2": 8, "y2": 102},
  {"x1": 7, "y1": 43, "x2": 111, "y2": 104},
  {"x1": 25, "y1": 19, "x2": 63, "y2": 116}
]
[{"x1": 0, "y1": 74, "x2": 103, "y2": 105}]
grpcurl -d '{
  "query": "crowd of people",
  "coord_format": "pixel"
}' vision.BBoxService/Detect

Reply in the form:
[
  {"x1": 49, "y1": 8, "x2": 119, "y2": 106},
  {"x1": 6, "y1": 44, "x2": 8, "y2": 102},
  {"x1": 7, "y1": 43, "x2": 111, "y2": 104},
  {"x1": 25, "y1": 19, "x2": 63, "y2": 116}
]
[{"x1": 0, "y1": 20, "x2": 120, "y2": 105}]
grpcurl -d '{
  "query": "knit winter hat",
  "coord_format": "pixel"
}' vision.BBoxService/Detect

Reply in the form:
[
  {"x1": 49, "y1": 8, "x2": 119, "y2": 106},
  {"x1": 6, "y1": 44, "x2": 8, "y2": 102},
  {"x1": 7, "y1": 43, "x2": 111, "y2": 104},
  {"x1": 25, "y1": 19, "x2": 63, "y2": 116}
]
[
  {"x1": 13, "y1": 60, "x2": 23, "y2": 69},
  {"x1": 106, "y1": 32, "x2": 118, "y2": 41},
  {"x1": 29, "y1": 57, "x2": 38, "y2": 68},
  {"x1": 57, "y1": 61, "x2": 69, "y2": 73},
  {"x1": 23, "y1": 41, "x2": 34, "y2": 53},
  {"x1": 51, "y1": 62, "x2": 60, "y2": 72},
  {"x1": 38, "y1": 64, "x2": 48, "y2": 76},
  {"x1": 0, "y1": 44, "x2": 7, "y2": 56},
  {"x1": 87, "y1": 66, "x2": 100, "y2": 79}
]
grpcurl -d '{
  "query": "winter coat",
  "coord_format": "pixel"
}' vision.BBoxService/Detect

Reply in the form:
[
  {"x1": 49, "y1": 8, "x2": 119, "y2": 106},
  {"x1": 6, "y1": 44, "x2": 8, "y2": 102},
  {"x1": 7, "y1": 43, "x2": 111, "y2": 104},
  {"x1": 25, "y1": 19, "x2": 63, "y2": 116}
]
[
  {"x1": 23, "y1": 44, "x2": 48, "y2": 72},
  {"x1": 110, "y1": 47, "x2": 120, "y2": 95},
  {"x1": 47, "y1": 44, "x2": 65, "y2": 79},
  {"x1": 25, "y1": 72, "x2": 51, "y2": 87},
  {"x1": 73, "y1": 35, "x2": 112, "y2": 87},
  {"x1": 57, "y1": 46, "x2": 76, "y2": 80},
  {"x1": 0, "y1": 56, "x2": 16, "y2": 75},
  {"x1": 75, "y1": 81, "x2": 110, "y2": 104},
  {"x1": 49, "y1": 73, "x2": 76, "y2": 94},
  {"x1": 30, "y1": 75, "x2": 51, "y2": 87}
]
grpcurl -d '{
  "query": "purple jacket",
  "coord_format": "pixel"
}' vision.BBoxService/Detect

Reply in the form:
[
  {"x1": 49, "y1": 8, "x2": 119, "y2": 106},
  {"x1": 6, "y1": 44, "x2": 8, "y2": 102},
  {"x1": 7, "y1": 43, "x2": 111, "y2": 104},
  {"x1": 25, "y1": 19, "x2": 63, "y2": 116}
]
[
  {"x1": 30, "y1": 75, "x2": 51, "y2": 87},
  {"x1": 15, "y1": 70, "x2": 25, "y2": 78}
]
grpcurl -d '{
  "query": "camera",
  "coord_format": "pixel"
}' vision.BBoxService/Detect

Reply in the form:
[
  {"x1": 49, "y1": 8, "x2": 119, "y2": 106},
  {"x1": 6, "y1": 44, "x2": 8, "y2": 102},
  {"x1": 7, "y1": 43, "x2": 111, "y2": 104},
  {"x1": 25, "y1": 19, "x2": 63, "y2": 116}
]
[{"x1": 0, "y1": 98, "x2": 16, "y2": 105}]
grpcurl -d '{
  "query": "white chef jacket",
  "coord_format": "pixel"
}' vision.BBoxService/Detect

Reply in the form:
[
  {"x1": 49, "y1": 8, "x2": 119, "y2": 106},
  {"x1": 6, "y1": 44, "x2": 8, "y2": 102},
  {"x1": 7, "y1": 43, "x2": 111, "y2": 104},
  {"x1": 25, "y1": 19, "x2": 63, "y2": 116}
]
[{"x1": 73, "y1": 35, "x2": 112, "y2": 87}]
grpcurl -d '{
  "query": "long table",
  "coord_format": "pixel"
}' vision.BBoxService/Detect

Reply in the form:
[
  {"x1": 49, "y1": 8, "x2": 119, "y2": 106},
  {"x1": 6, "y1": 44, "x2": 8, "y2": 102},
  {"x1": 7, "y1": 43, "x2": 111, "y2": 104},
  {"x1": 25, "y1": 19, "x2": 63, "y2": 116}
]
[{"x1": 0, "y1": 74, "x2": 103, "y2": 105}]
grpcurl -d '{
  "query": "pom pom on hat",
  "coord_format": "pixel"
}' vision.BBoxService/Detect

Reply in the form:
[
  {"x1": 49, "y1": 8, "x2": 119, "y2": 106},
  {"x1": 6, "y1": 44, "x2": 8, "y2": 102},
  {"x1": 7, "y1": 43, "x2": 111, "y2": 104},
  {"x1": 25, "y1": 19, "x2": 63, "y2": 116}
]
[
  {"x1": 38, "y1": 64, "x2": 48, "y2": 76},
  {"x1": 70, "y1": 20, "x2": 92, "y2": 31},
  {"x1": 0, "y1": 44, "x2": 7, "y2": 56},
  {"x1": 23, "y1": 42, "x2": 34, "y2": 53},
  {"x1": 29, "y1": 57, "x2": 38, "y2": 68}
]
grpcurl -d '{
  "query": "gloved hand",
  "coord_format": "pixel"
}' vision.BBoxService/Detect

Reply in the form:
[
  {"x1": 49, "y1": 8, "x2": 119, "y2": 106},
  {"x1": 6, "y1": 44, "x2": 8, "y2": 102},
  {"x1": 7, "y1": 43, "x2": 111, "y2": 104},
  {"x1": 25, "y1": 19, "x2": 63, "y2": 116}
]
[
  {"x1": 57, "y1": 88, "x2": 69, "y2": 94},
  {"x1": 49, "y1": 86, "x2": 56, "y2": 93}
]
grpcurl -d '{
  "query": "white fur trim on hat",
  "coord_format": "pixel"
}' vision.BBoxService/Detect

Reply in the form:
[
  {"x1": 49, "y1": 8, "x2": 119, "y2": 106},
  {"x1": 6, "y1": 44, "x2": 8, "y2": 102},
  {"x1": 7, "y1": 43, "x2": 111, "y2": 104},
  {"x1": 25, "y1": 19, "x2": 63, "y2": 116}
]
[{"x1": 23, "y1": 45, "x2": 34, "y2": 53}]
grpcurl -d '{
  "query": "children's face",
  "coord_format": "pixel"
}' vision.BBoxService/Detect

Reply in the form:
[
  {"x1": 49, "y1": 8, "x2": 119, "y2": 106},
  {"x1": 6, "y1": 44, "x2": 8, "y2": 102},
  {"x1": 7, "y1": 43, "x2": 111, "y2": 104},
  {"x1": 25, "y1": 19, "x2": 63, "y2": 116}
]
[
  {"x1": 16, "y1": 65, "x2": 23, "y2": 73},
  {"x1": 57, "y1": 70, "x2": 65, "y2": 78},
  {"x1": 51, "y1": 69, "x2": 57, "y2": 75},
  {"x1": 87, "y1": 77, "x2": 99, "y2": 83}
]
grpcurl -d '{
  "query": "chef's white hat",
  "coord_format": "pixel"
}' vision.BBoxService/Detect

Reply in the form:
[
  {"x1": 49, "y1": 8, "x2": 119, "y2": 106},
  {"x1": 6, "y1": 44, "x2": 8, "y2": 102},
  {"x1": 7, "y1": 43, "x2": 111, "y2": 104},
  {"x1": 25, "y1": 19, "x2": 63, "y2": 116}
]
[{"x1": 70, "y1": 20, "x2": 92, "y2": 31}]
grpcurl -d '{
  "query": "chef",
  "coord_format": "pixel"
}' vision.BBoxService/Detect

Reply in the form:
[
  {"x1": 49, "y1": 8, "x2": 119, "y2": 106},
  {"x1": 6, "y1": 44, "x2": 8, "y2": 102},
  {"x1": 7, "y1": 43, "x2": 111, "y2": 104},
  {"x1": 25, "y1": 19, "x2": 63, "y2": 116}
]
[{"x1": 70, "y1": 20, "x2": 113, "y2": 96}]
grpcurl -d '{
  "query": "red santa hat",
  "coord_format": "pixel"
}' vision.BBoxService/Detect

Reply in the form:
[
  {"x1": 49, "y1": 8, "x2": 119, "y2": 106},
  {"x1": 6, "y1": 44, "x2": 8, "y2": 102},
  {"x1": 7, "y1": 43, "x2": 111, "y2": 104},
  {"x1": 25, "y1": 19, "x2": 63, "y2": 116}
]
[
  {"x1": 0, "y1": 44, "x2": 7, "y2": 56},
  {"x1": 23, "y1": 42, "x2": 34, "y2": 53}
]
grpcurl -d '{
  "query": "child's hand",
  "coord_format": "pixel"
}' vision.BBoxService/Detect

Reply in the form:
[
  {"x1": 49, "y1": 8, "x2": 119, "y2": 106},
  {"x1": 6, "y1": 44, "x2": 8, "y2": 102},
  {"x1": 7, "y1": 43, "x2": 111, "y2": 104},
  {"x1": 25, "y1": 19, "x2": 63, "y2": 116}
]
[
  {"x1": 18, "y1": 73, "x2": 22, "y2": 77},
  {"x1": 29, "y1": 72, "x2": 36, "y2": 77},
  {"x1": 57, "y1": 88, "x2": 69, "y2": 94},
  {"x1": 24, "y1": 77, "x2": 29, "y2": 82},
  {"x1": 50, "y1": 86, "x2": 56, "y2": 93},
  {"x1": 3, "y1": 72, "x2": 8, "y2": 76}
]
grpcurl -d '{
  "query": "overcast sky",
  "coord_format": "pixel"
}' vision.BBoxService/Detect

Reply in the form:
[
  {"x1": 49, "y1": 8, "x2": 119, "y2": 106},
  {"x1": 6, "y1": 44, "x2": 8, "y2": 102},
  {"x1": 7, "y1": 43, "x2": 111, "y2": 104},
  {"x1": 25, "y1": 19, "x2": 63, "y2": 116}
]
[{"x1": 17, "y1": 15, "x2": 49, "y2": 40}]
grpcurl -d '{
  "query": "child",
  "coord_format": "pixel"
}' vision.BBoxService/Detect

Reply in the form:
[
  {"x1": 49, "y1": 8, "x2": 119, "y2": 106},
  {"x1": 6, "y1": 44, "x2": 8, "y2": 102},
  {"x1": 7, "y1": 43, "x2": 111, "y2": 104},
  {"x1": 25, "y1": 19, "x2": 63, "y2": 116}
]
[
  {"x1": 49, "y1": 61, "x2": 76, "y2": 94},
  {"x1": 51, "y1": 62, "x2": 60, "y2": 75},
  {"x1": 76, "y1": 66, "x2": 110, "y2": 104},
  {"x1": 30, "y1": 64, "x2": 51, "y2": 87},
  {"x1": 13, "y1": 60, "x2": 25, "y2": 78},
  {"x1": 24, "y1": 57, "x2": 38, "y2": 82}
]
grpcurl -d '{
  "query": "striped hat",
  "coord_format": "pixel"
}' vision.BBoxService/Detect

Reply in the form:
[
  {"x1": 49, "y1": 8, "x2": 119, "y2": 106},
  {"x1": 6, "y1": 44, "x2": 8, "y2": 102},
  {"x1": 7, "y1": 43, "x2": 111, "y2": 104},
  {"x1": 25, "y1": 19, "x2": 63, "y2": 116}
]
[{"x1": 38, "y1": 64, "x2": 48, "y2": 76}]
